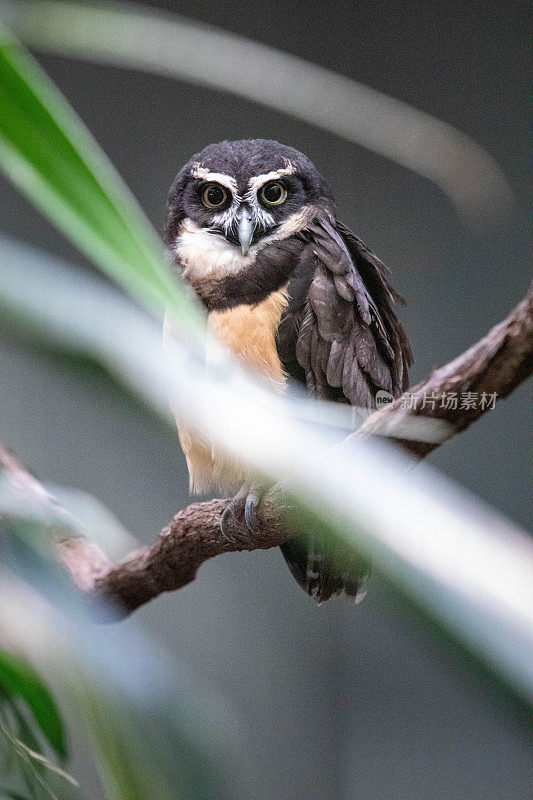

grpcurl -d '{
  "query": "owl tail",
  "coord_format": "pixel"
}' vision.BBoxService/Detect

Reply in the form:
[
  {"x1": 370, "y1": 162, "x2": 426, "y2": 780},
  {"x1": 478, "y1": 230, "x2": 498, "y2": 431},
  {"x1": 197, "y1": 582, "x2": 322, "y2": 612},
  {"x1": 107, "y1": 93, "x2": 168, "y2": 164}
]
[{"x1": 279, "y1": 533, "x2": 370, "y2": 604}]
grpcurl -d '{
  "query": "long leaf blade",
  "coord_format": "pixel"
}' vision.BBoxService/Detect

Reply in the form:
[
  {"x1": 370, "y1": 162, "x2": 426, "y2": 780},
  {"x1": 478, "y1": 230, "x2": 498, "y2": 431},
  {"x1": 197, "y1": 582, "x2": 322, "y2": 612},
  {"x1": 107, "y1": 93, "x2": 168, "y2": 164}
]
[
  {"x1": 0, "y1": 650, "x2": 67, "y2": 760},
  {"x1": 0, "y1": 25, "x2": 203, "y2": 338}
]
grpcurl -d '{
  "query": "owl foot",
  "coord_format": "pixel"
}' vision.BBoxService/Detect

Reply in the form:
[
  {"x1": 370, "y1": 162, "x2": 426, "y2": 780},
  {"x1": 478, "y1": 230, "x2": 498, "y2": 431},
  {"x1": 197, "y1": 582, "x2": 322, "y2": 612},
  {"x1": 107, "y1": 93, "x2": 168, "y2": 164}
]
[{"x1": 220, "y1": 484, "x2": 263, "y2": 544}]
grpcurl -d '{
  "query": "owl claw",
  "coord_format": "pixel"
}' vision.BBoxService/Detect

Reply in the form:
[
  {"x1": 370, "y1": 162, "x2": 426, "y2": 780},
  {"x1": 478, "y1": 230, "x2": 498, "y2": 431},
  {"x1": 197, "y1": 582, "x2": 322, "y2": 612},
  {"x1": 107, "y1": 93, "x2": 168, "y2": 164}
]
[
  {"x1": 219, "y1": 500, "x2": 239, "y2": 542},
  {"x1": 220, "y1": 486, "x2": 263, "y2": 543},
  {"x1": 244, "y1": 492, "x2": 260, "y2": 530}
]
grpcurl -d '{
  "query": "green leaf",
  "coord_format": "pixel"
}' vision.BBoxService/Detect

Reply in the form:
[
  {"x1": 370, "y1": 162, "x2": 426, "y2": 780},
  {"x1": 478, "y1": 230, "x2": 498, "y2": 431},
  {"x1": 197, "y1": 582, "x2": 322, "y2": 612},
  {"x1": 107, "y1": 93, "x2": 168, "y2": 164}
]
[
  {"x1": 0, "y1": 516, "x2": 230, "y2": 800},
  {"x1": 0, "y1": 24, "x2": 204, "y2": 340},
  {"x1": 0, "y1": 651, "x2": 67, "y2": 760},
  {"x1": 0, "y1": 788, "x2": 33, "y2": 800},
  {"x1": 2, "y1": 697, "x2": 44, "y2": 759},
  {"x1": 8, "y1": 0, "x2": 515, "y2": 225}
]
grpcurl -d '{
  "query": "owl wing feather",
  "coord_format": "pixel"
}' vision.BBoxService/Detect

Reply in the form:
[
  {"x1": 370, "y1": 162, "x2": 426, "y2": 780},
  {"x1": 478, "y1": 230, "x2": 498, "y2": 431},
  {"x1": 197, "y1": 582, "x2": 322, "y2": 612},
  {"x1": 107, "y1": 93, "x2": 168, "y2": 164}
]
[{"x1": 277, "y1": 210, "x2": 412, "y2": 602}]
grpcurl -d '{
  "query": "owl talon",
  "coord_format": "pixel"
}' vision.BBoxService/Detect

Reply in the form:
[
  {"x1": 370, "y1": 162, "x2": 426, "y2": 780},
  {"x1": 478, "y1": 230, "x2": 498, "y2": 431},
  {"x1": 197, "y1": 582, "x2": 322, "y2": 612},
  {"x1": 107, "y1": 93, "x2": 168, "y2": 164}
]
[
  {"x1": 220, "y1": 486, "x2": 264, "y2": 543},
  {"x1": 219, "y1": 501, "x2": 239, "y2": 542},
  {"x1": 244, "y1": 492, "x2": 260, "y2": 530}
]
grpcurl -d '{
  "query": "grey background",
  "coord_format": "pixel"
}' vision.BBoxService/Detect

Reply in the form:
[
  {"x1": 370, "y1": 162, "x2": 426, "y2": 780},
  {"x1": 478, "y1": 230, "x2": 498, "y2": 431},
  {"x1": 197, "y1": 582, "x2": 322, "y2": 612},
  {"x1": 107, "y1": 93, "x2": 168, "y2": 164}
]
[{"x1": 0, "y1": 1, "x2": 531, "y2": 798}]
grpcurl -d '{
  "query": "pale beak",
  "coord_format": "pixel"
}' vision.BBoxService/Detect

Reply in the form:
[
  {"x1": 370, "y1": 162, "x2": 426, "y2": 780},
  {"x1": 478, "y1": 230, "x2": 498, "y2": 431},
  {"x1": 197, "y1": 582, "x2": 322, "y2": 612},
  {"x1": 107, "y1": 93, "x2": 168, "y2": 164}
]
[{"x1": 237, "y1": 208, "x2": 253, "y2": 255}]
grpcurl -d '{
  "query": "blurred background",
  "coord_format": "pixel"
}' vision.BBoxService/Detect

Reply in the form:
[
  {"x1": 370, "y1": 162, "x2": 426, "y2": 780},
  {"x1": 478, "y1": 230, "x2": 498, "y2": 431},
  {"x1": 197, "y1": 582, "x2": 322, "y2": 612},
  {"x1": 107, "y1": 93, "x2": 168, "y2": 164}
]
[{"x1": 0, "y1": 1, "x2": 531, "y2": 798}]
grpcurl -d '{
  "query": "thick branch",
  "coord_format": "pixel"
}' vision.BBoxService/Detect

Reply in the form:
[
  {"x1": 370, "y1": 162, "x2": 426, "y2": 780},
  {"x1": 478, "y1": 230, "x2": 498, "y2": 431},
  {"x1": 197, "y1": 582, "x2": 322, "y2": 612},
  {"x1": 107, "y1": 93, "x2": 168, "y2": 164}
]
[
  {"x1": 355, "y1": 285, "x2": 533, "y2": 457},
  {"x1": 2, "y1": 286, "x2": 531, "y2": 615},
  {"x1": 80, "y1": 497, "x2": 290, "y2": 615}
]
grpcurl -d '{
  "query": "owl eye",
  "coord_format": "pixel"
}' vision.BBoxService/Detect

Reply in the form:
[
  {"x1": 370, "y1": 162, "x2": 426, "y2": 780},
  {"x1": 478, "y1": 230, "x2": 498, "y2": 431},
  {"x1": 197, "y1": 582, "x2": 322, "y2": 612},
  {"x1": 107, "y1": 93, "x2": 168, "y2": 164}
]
[
  {"x1": 259, "y1": 180, "x2": 287, "y2": 206},
  {"x1": 202, "y1": 183, "x2": 229, "y2": 208}
]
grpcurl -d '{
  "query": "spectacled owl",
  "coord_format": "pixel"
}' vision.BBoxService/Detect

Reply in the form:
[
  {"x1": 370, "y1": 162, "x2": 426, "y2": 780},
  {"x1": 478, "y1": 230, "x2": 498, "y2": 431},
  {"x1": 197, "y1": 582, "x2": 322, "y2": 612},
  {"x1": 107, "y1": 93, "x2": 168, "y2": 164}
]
[{"x1": 165, "y1": 139, "x2": 412, "y2": 602}]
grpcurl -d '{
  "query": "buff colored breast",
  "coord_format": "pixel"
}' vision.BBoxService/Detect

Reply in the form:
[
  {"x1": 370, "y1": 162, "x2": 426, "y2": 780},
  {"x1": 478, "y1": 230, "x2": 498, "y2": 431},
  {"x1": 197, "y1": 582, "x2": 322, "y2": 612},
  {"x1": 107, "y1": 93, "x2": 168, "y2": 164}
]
[
  {"x1": 165, "y1": 290, "x2": 288, "y2": 494},
  {"x1": 207, "y1": 290, "x2": 288, "y2": 389}
]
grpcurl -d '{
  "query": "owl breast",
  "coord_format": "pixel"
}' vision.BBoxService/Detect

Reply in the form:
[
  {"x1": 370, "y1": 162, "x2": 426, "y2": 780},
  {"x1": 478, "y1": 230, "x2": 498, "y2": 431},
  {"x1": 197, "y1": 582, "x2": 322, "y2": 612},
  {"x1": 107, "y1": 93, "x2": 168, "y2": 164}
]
[
  {"x1": 207, "y1": 289, "x2": 288, "y2": 389},
  {"x1": 165, "y1": 238, "x2": 289, "y2": 493}
]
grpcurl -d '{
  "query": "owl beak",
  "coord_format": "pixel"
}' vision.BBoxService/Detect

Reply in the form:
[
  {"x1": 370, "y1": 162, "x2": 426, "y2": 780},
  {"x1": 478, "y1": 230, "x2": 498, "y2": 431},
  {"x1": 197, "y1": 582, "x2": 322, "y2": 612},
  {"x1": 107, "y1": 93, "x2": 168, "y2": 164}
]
[{"x1": 237, "y1": 208, "x2": 254, "y2": 255}]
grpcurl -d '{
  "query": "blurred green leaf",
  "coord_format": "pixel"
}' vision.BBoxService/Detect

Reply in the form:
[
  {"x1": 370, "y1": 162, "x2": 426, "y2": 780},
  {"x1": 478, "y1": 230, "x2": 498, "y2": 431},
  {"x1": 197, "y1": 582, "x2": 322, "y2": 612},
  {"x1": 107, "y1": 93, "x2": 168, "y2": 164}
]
[
  {"x1": 0, "y1": 651, "x2": 66, "y2": 760},
  {"x1": 5, "y1": 0, "x2": 516, "y2": 225},
  {"x1": 0, "y1": 513, "x2": 232, "y2": 800},
  {"x1": 0, "y1": 789, "x2": 33, "y2": 800},
  {"x1": 0, "y1": 24, "x2": 204, "y2": 340},
  {"x1": 0, "y1": 702, "x2": 75, "y2": 800},
  {"x1": 2, "y1": 695, "x2": 49, "y2": 761},
  {"x1": 0, "y1": 441, "x2": 229, "y2": 798}
]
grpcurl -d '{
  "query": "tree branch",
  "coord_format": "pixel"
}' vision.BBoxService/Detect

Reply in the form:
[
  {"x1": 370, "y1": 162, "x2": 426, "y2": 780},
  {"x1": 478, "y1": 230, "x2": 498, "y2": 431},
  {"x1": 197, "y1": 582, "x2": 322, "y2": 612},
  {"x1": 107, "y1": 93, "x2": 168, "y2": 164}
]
[
  {"x1": 355, "y1": 285, "x2": 533, "y2": 457},
  {"x1": 1, "y1": 286, "x2": 531, "y2": 615}
]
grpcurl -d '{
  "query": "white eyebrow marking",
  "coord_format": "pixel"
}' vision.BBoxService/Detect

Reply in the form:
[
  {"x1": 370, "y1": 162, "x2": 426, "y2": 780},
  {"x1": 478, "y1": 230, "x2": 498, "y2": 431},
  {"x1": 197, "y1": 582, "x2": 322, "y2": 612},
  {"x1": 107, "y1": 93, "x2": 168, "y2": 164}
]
[
  {"x1": 190, "y1": 164, "x2": 238, "y2": 192},
  {"x1": 246, "y1": 162, "x2": 296, "y2": 193},
  {"x1": 241, "y1": 161, "x2": 296, "y2": 229}
]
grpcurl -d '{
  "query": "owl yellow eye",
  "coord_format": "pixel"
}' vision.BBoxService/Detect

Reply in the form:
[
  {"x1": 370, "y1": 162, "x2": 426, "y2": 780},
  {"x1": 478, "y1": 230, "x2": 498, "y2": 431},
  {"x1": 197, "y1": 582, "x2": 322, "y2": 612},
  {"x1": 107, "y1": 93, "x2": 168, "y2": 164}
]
[
  {"x1": 259, "y1": 180, "x2": 287, "y2": 206},
  {"x1": 202, "y1": 183, "x2": 228, "y2": 208}
]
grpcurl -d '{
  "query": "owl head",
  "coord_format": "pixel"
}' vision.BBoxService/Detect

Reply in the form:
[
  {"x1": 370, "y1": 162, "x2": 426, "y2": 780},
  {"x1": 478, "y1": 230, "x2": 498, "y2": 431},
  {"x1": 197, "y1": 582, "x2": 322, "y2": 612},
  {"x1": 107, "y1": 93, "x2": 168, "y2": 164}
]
[{"x1": 165, "y1": 139, "x2": 332, "y2": 257}]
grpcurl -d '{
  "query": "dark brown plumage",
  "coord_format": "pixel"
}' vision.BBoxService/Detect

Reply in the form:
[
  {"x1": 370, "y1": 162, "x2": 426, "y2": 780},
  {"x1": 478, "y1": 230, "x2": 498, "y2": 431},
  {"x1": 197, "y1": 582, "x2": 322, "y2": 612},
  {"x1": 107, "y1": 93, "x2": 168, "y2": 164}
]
[
  {"x1": 278, "y1": 212, "x2": 410, "y2": 407},
  {"x1": 274, "y1": 211, "x2": 411, "y2": 601}
]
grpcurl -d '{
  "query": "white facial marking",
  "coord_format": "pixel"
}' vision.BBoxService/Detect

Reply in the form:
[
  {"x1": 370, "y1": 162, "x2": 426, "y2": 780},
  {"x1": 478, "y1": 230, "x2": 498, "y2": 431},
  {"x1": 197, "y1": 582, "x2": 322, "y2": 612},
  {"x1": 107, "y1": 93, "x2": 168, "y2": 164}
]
[
  {"x1": 245, "y1": 162, "x2": 296, "y2": 195},
  {"x1": 243, "y1": 161, "x2": 295, "y2": 230},
  {"x1": 175, "y1": 219, "x2": 251, "y2": 280},
  {"x1": 273, "y1": 205, "x2": 315, "y2": 238},
  {"x1": 249, "y1": 202, "x2": 276, "y2": 231},
  {"x1": 242, "y1": 205, "x2": 316, "y2": 256},
  {"x1": 190, "y1": 164, "x2": 238, "y2": 193},
  {"x1": 175, "y1": 205, "x2": 317, "y2": 281},
  {"x1": 210, "y1": 204, "x2": 241, "y2": 237}
]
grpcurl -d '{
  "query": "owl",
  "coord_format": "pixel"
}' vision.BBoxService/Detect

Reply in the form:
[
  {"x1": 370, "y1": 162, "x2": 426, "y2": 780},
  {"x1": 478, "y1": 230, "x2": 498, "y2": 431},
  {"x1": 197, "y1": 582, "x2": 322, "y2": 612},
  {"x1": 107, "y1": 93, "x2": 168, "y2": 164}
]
[{"x1": 165, "y1": 139, "x2": 411, "y2": 602}]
